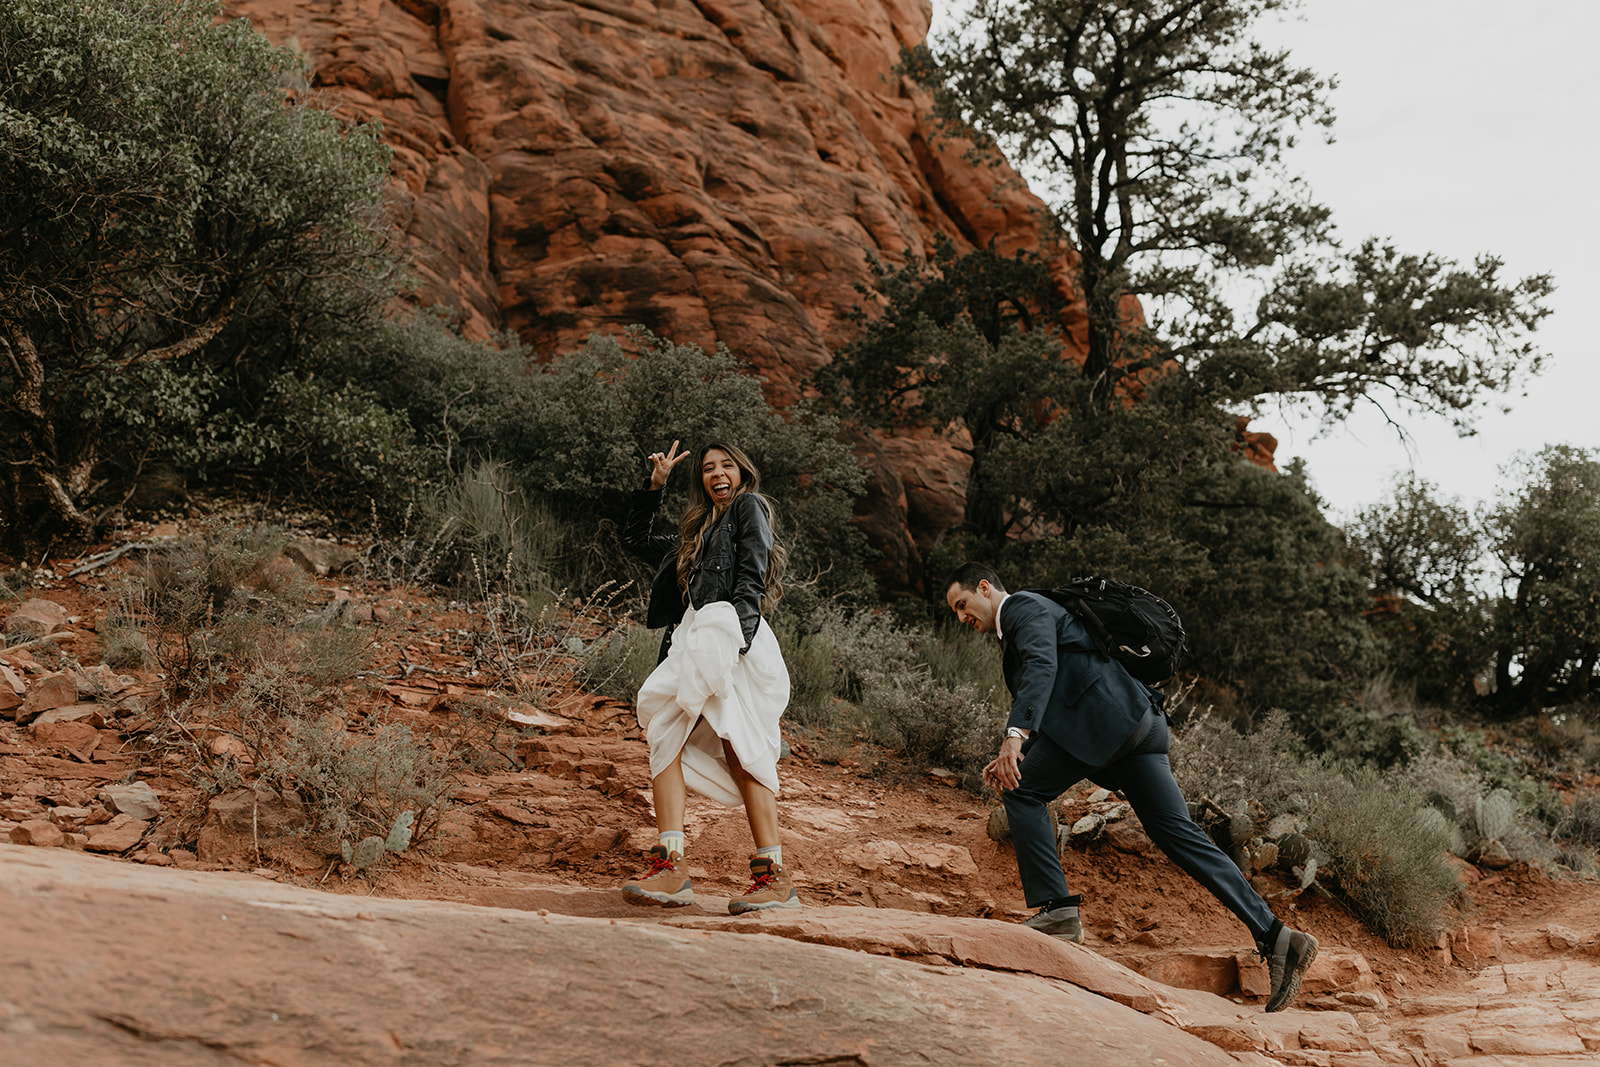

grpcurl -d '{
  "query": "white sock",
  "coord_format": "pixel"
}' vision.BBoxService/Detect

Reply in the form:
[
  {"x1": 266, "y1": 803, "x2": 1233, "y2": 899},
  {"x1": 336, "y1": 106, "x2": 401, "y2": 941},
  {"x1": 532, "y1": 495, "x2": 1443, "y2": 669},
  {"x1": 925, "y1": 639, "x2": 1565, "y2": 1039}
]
[
  {"x1": 659, "y1": 832, "x2": 685, "y2": 858},
  {"x1": 756, "y1": 844, "x2": 782, "y2": 866}
]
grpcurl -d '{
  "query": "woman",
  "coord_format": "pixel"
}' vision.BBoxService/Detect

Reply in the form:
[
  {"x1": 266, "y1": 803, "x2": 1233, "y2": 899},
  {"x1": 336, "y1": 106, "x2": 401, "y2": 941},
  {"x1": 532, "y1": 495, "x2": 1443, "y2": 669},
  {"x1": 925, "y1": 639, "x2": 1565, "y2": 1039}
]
[{"x1": 619, "y1": 440, "x2": 799, "y2": 913}]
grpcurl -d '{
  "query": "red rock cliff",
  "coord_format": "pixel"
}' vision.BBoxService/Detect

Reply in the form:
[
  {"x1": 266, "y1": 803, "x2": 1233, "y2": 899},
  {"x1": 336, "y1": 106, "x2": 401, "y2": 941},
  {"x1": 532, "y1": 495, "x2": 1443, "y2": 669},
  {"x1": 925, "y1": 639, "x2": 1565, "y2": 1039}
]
[{"x1": 227, "y1": 0, "x2": 1090, "y2": 589}]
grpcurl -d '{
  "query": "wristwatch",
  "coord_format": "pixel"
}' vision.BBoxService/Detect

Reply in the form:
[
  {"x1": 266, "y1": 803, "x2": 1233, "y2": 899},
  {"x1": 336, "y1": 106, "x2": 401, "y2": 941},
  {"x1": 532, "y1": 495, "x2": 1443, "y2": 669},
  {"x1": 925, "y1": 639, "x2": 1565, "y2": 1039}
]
[{"x1": 1005, "y1": 727, "x2": 1029, "y2": 741}]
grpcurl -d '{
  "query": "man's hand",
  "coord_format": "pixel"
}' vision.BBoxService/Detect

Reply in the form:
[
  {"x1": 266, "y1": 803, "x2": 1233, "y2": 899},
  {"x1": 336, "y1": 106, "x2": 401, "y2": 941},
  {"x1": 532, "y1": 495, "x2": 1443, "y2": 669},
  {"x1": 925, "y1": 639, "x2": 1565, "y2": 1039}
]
[{"x1": 982, "y1": 734, "x2": 1025, "y2": 792}]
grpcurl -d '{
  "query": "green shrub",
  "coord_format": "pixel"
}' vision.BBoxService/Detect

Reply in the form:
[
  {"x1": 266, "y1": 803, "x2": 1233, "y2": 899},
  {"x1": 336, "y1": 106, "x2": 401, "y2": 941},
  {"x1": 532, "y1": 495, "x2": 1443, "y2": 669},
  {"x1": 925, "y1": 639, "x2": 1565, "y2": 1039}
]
[
  {"x1": 860, "y1": 676, "x2": 999, "y2": 788},
  {"x1": 1168, "y1": 709, "x2": 1306, "y2": 815},
  {"x1": 579, "y1": 622, "x2": 660, "y2": 708},
  {"x1": 1301, "y1": 761, "x2": 1462, "y2": 949},
  {"x1": 772, "y1": 617, "x2": 839, "y2": 729},
  {"x1": 369, "y1": 323, "x2": 873, "y2": 603},
  {"x1": 1557, "y1": 791, "x2": 1600, "y2": 849},
  {"x1": 414, "y1": 461, "x2": 561, "y2": 602},
  {"x1": 266, "y1": 719, "x2": 452, "y2": 851},
  {"x1": 806, "y1": 604, "x2": 917, "y2": 700},
  {"x1": 126, "y1": 525, "x2": 303, "y2": 692},
  {"x1": 914, "y1": 623, "x2": 1007, "y2": 698}
]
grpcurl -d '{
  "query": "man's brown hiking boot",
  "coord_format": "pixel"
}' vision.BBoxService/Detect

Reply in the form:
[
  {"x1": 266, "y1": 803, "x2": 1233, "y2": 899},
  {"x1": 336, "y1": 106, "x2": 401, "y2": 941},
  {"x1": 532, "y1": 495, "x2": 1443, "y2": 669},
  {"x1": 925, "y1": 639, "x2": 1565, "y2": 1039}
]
[{"x1": 621, "y1": 846, "x2": 694, "y2": 907}]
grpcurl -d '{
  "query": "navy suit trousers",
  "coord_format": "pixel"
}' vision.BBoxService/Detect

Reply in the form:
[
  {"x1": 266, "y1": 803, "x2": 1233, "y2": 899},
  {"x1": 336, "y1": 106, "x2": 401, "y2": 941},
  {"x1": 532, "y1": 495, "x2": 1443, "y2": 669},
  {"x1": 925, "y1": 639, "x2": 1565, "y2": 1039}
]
[{"x1": 1003, "y1": 711, "x2": 1278, "y2": 942}]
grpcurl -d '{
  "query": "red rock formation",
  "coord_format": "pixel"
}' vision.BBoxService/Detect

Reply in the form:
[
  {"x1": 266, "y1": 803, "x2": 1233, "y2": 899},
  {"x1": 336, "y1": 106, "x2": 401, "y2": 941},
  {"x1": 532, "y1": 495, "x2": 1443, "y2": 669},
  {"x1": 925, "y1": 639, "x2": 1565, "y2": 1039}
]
[{"x1": 227, "y1": 0, "x2": 1088, "y2": 586}]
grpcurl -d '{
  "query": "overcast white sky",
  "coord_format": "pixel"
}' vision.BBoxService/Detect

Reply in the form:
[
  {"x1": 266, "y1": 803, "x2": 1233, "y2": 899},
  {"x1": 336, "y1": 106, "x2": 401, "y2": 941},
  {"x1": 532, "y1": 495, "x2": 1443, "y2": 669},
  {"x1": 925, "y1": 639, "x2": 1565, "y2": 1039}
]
[{"x1": 931, "y1": 0, "x2": 1600, "y2": 523}]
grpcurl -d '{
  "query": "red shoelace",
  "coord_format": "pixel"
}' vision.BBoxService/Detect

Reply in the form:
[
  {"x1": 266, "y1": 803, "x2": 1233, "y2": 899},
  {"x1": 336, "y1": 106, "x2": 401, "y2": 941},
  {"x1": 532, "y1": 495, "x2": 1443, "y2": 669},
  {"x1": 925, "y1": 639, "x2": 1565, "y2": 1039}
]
[
  {"x1": 639, "y1": 854, "x2": 676, "y2": 879},
  {"x1": 742, "y1": 869, "x2": 777, "y2": 895}
]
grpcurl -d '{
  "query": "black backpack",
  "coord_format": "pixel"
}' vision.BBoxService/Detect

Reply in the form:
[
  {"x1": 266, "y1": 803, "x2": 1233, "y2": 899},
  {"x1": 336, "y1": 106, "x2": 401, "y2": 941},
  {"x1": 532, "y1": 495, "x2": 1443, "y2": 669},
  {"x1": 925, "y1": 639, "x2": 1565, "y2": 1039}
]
[{"x1": 1027, "y1": 577, "x2": 1186, "y2": 685}]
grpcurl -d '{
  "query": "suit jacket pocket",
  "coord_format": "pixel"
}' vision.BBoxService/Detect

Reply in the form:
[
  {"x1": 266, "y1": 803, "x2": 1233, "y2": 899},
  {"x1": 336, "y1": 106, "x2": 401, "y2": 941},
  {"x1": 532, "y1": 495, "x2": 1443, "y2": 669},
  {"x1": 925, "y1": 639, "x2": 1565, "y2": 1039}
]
[{"x1": 1057, "y1": 657, "x2": 1103, "y2": 710}]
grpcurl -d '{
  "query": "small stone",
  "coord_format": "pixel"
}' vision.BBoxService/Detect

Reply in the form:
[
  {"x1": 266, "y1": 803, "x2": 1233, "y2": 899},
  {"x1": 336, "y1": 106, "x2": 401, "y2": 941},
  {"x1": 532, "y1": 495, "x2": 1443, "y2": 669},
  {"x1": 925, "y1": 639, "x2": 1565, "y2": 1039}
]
[
  {"x1": 1266, "y1": 813, "x2": 1300, "y2": 838},
  {"x1": 13, "y1": 672, "x2": 78, "y2": 724},
  {"x1": 1086, "y1": 788, "x2": 1111, "y2": 803},
  {"x1": 9, "y1": 818, "x2": 65, "y2": 847},
  {"x1": 100, "y1": 781, "x2": 161, "y2": 821},
  {"x1": 209, "y1": 735, "x2": 252, "y2": 761},
  {"x1": 137, "y1": 849, "x2": 174, "y2": 867},
  {"x1": 3, "y1": 598, "x2": 69, "y2": 639},
  {"x1": 1478, "y1": 838, "x2": 1513, "y2": 869},
  {"x1": 1547, "y1": 923, "x2": 1584, "y2": 950},
  {"x1": 169, "y1": 848, "x2": 199, "y2": 868},
  {"x1": 71, "y1": 664, "x2": 130, "y2": 697},
  {"x1": 30, "y1": 704, "x2": 107, "y2": 728},
  {"x1": 1451, "y1": 925, "x2": 1502, "y2": 965},
  {"x1": 1104, "y1": 820, "x2": 1152, "y2": 854},
  {"x1": 920, "y1": 844, "x2": 978, "y2": 875},
  {"x1": 0, "y1": 662, "x2": 25, "y2": 695},
  {"x1": 84, "y1": 813, "x2": 150, "y2": 852},
  {"x1": 282, "y1": 538, "x2": 358, "y2": 577},
  {"x1": 33, "y1": 720, "x2": 100, "y2": 761},
  {"x1": 62, "y1": 832, "x2": 89, "y2": 849},
  {"x1": 47, "y1": 806, "x2": 92, "y2": 825},
  {"x1": 1069, "y1": 813, "x2": 1105, "y2": 841}
]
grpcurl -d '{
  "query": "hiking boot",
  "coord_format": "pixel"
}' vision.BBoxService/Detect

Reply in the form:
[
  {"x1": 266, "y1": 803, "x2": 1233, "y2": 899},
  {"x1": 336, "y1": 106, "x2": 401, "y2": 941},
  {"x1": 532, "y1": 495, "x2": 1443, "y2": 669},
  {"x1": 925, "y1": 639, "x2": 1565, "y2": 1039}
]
[
  {"x1": 1021, "y1": 896, "x2": 1084, "y2": 943},
  {"x1": 728, "y1": 856, "x2": 801, "y2": 914},
  {"x1": 1260, "y1": 923, "x2": 1319, "y2": 1012},
  {"x1": 621, "y1": 846, "x2": 694, "y2": 907}
]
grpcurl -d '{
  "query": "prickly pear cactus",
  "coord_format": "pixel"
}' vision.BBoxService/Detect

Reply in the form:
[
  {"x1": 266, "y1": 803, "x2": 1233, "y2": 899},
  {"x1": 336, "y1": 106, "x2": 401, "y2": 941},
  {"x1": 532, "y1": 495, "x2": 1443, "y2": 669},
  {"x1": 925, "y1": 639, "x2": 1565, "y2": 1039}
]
[
  {"x1": 1414, "y1": 805, "x2": 1451, "y2": 841},
  {"x1": 349, "y1": 835, "x2": 385, "y2": 870},
  {"x1": 1276, "y1": 832, "x2": 1312, "y2": 871},
  {"x1": 385, "y1": 810, "x2": 415, "y2": 853},
  {"x1": 1475, "y1": 789, "x2": 1516, "y2": 842}
]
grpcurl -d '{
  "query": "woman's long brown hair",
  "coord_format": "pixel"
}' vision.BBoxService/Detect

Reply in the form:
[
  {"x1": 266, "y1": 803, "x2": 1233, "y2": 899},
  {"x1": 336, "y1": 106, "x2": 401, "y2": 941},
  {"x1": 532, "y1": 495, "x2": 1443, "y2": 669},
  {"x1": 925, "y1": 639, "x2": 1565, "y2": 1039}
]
[{"x1": 675, "y1": 441, "x2": 786, "y2": 611}]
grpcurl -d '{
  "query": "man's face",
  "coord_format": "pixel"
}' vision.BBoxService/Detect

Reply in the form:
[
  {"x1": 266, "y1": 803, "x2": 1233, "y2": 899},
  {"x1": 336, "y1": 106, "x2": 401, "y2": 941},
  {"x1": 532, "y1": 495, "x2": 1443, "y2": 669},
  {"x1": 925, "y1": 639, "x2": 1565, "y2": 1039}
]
[{"x1": 946, "y1": 580, "x2": 999, "y2": 633}]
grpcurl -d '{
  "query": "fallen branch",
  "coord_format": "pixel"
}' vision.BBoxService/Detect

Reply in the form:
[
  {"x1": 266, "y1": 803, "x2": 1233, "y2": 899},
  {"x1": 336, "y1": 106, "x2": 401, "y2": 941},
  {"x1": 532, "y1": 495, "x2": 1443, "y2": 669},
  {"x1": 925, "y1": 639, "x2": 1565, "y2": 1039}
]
[
  {"x1": 68, "y1": 541, "x2": 159, "y2": 577},
  {"x1": 4, "y1": 631, "x2": 77, "y2": 654}
]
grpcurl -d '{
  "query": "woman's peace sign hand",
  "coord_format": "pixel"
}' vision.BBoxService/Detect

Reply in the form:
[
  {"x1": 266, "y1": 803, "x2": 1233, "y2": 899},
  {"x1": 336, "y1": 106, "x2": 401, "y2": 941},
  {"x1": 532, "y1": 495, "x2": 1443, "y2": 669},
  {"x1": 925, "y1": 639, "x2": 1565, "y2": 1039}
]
[{"x1": 647, "y1": 440, "x2": 690, "y2": 489}]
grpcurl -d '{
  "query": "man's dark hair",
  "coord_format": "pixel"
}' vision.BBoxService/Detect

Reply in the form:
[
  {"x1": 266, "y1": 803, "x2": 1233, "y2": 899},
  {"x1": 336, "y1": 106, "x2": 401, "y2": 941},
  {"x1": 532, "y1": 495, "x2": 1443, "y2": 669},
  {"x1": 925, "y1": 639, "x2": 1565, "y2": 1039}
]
[{"x1": 946, "y1": 561, "x2": 1006, "y2": 594}]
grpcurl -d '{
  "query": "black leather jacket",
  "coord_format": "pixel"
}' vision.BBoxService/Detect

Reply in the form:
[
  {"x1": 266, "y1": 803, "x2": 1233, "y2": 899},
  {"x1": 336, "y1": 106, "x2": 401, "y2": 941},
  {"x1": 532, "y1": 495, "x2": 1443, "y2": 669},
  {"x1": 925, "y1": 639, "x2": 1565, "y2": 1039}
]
[{"x1": 623, "y1": 484, "x2": 773, "y2": 655}]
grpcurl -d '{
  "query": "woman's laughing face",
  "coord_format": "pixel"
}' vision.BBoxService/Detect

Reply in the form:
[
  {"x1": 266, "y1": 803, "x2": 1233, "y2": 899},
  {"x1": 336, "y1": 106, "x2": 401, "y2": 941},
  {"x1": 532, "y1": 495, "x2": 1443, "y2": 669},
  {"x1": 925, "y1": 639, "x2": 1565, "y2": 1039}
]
[{"x1": 701, "y1": 448, "x2": 742, "y2": 505}]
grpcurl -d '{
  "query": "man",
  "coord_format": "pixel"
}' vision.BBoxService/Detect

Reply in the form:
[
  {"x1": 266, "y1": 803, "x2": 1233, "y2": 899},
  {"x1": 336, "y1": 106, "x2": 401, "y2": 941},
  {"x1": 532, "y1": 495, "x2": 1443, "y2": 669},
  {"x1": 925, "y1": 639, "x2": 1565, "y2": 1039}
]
[{"x1": 946, "y1": 562, "x2": 1317, "y2": 1013}]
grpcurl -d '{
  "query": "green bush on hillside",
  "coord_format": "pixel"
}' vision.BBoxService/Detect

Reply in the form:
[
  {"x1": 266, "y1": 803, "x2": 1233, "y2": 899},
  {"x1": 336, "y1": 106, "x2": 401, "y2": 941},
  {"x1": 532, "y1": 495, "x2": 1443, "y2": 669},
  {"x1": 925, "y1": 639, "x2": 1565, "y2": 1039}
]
[
  {"x1": 1301, "y1": 762, "x2": 1463, "y2": 949},
  {"x1": 365, "y1": 321, "x2": 873, "y2": 602},
  {"x1": 0, "y1": 0, "x2": 396, "y2": 542}
]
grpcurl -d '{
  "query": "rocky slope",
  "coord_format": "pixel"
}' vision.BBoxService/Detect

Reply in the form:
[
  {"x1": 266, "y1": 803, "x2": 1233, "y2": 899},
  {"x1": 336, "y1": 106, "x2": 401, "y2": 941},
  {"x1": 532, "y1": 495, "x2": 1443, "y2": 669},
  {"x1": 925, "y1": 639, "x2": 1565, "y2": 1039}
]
[
  {"x1": 6, "y1": 529, "x2": 1600, "y2": 1065},
  {"x1": 222, "y1": 0, "x2": 1100, "y2": 587}
]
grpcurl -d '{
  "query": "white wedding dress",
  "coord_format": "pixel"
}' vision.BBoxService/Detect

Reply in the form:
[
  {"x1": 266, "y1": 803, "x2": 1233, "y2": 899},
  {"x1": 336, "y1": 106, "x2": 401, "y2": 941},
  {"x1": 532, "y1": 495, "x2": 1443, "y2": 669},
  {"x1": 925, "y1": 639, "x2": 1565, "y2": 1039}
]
[{"x1": 635, "y1": 600, "x2": 790, "y2": 806}]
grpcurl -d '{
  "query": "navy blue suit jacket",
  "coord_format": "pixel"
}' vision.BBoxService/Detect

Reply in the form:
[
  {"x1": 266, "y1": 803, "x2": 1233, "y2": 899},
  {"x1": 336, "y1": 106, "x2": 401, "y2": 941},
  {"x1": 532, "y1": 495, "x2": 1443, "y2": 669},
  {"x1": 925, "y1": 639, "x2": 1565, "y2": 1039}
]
[{"x1": 999, "y1": 591, "x2": 1158, "y2": 767}]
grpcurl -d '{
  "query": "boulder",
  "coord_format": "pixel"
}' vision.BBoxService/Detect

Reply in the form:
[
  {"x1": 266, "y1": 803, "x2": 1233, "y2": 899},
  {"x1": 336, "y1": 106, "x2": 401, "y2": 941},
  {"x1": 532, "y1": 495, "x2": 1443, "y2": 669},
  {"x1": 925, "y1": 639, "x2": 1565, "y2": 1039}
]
[{"x1": 4, "y1": 849, "x2": 1255, "y2": 1067}]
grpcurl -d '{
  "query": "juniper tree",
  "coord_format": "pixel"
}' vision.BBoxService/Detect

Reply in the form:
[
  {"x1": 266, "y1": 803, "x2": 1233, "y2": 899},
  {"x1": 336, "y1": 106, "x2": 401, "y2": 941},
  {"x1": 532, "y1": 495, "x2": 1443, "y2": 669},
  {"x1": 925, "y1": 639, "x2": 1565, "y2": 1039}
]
[
  {"x1": 904, "y1": 0, "x2": 1551, "y2": 419},
  {"x1": 0, "y1": 0, "x2": 393, "y2": 541}
]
